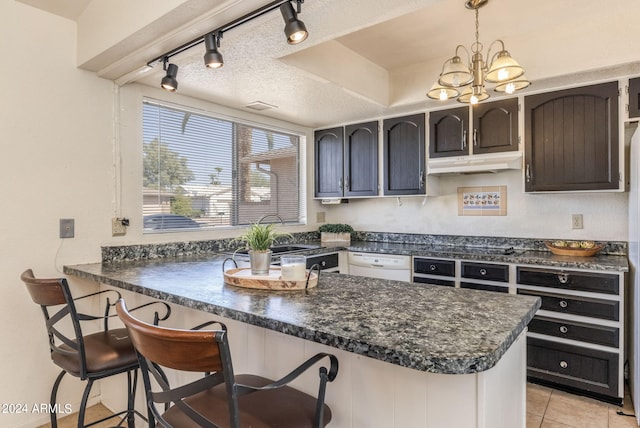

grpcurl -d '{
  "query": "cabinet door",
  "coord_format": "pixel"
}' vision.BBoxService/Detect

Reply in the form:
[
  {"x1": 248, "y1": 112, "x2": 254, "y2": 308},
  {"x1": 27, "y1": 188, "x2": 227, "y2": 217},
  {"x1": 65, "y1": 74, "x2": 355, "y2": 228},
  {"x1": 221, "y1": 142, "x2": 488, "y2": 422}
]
[
  {"x1": 383, "y1": 113, "x2": 426, "y2": 195},
  {"x1": 524, "y1": 82, "x2": 619, "y2": 192},
  {"x1": 344, "y1": 121, "x2": 378, "y2": 197},
  {"x1": 629, "y1": 77, "x2": 640, "y2": 119},
  {"x1": 473, "y1": 98, "x2": 519, "y2": 154},
  {"x1": 429, "y1": 107, "x2": 468, "y2": 158},
  {"x1": 314, "y1": 127, "x2": 344, "y2": 197}
]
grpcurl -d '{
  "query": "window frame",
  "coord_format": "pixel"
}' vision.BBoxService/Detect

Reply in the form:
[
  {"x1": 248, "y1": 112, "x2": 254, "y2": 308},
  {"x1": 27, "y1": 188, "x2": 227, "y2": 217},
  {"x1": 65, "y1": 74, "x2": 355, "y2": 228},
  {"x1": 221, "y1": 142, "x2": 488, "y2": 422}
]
[{"x1": 141, "y1": 98, "x2": 307, "y2": 233}]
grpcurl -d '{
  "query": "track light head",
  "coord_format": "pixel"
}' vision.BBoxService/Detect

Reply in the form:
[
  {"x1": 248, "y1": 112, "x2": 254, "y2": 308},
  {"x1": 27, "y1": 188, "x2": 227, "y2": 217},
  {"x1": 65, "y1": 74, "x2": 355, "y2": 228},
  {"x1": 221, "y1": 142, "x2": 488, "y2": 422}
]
[
  {"x1": 280, "y1": 1, "x2": 308, "y2": 45},
  {"x1": 161, "y1": 62, "x2": 179, "y2": 92},
  {"x1": 203, "y1": 32, "x2": 224, "y2": 69}
]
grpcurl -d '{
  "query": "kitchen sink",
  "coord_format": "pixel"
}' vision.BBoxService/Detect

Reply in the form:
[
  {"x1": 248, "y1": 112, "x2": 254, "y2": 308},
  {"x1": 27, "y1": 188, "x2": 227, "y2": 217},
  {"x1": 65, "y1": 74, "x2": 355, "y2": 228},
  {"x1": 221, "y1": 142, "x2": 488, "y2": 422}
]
[{"x1": 232, "y1": 244, "x2": 320, "y2": 255}]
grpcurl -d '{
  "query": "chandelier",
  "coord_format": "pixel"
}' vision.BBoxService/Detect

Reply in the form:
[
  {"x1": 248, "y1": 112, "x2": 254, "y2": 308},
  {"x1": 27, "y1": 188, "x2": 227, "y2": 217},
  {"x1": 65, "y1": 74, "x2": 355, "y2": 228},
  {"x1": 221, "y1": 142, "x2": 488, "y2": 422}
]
[{"x1": 427, "y1": 0, "x2": 530, "y2": 104}]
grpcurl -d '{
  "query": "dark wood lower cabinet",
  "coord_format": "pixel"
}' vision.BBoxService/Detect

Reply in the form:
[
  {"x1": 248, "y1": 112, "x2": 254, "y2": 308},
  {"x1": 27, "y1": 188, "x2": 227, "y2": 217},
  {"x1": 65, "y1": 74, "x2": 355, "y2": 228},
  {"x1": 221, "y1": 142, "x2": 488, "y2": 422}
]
[{"x1": 527, "y1": 337, "x2": 618, "y2": 399}]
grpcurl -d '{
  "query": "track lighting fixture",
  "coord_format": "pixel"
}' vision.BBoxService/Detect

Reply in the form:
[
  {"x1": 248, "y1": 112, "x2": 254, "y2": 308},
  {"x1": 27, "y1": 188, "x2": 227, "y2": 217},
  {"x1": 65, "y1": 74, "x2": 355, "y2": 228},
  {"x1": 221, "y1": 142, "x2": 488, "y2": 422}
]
[
  {"x1": 280, "y1": 1, "x2": 308, "y2": 45},
  {"x1": 160, "y1": 59, "x2": 178, "y2": 92},
  {"x1": 148, "y1": 0, "x2": 311, "y2": 92},
  {"x1": 203, "y1": 32, "x2": 224, "y2": 69}
]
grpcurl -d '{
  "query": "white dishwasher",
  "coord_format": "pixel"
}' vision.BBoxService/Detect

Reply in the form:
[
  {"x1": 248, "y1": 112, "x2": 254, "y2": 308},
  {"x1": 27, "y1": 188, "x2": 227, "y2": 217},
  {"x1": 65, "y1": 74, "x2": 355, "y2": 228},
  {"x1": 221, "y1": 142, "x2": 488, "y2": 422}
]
[{"x1": 347, "y1": 252, "x2": 411, "y2": 282}]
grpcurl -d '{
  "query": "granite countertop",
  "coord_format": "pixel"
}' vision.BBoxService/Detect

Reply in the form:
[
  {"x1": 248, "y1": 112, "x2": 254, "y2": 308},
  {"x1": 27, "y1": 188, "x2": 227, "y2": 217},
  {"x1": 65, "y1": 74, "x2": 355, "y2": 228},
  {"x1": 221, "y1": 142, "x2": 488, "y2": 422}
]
[
  {"x1": 339, "y1": 241, "x2": 629, "y2": 272},
  {"x1": 64, "y1": 254, "x2": 541, "y2": 375}
]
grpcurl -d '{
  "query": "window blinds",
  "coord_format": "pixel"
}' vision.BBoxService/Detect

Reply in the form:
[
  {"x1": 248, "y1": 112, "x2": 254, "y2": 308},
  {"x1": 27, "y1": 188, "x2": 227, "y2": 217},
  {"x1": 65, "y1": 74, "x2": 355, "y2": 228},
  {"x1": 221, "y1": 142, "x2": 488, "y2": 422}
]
[{"x1": 142, "y1": 100, "x2": 301, "y2": 232}]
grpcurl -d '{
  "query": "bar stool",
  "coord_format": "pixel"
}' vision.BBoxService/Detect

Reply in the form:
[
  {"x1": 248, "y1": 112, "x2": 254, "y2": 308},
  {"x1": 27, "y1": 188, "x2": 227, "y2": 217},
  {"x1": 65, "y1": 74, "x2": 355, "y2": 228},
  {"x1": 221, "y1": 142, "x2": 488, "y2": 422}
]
[
  {"x1": 20, "y1": 269, "x2": 171, "y2": 428},
  {"x1": 115, "y1": 298, "x2": 339, "y2": 428}
]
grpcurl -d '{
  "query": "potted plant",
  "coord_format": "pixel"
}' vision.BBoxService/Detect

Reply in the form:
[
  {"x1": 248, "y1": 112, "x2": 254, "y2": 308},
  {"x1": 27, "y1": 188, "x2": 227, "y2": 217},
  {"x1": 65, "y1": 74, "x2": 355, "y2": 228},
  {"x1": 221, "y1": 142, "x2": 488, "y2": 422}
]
[
  {"x1": 235, "y1": 223, "x2": 290, "y2": 275},
  {"x1": 318, "y1": 223, "x2": 354, "y2": 243}
]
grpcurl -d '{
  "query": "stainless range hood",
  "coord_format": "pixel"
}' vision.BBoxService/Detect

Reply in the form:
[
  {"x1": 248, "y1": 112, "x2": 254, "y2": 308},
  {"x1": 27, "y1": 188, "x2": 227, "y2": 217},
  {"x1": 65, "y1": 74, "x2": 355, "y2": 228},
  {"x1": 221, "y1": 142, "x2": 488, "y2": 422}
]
[{"x1": 427, "y1": 151, "x2": 523, "y2": 175}]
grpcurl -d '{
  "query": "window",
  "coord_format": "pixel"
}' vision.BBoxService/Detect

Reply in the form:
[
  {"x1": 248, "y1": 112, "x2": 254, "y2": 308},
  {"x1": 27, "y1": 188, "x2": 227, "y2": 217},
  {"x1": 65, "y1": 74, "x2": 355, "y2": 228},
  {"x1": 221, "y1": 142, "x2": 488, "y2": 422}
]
[{"x1": 142, "y1": 100, "x2": 303, "y2": 232}]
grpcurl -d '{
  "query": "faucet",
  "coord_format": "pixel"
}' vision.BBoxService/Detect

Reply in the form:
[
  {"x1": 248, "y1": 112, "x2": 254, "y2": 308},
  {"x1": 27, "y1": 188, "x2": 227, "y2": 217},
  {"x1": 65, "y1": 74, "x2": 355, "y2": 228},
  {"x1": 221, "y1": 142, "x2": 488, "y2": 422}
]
[{"x1": 257, "y1": 214, "x2": 284, "y2": 225}]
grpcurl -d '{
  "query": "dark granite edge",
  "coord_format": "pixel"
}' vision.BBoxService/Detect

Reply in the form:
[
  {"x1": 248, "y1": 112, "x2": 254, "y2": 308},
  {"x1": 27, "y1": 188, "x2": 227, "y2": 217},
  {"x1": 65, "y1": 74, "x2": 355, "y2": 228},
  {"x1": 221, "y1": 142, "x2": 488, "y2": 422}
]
[
  {"x1": 64, "y1": 264, "x2": 541, "y2": 374},
  {"x1": 101, "y1": 232, "x2": 627, "y2": 267}
]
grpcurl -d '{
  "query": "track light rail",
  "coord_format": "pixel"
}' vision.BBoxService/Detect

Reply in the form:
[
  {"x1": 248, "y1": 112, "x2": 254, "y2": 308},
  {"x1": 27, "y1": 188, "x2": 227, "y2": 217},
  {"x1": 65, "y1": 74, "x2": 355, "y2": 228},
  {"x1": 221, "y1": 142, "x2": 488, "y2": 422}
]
[{"x1": 148, "y1": 0, "x2": 303, "y2": 68}]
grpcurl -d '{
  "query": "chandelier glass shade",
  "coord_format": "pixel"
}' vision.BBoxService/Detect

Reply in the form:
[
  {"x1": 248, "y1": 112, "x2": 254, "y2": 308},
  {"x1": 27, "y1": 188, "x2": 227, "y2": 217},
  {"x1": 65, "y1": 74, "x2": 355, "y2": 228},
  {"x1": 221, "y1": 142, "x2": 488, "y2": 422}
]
[{"x1": 427, "y1": 0, "x2": 530, "y2": 104}]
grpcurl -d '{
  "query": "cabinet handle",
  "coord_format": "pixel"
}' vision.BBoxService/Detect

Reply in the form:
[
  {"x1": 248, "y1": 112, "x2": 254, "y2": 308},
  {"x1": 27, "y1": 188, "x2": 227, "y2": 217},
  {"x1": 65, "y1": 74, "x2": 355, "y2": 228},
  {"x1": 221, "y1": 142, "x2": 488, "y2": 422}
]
[
  {"x1": 560, "y1": 360, "x2": 568, "y2": 369},
  {"x1": 559, "y1": 300, "x2": 568, "y2": 308},
  {"x1": 525, "y1": 164, "x2": 532, "y2": 182},
  {"x1": 430, "y1": 264, "x2": 437, "y2": 271},
  {"x1": 321, "y1": 261, "x2": 326, "y2": 267},
  {"x1": 419, "y1": 170, "x2": 425, "y2": 188},
  {"x1": 479, "y1": 268, "x2": 487, "y2": 276},
  {"x1": 557, "y1": 273, "x2": 569, "y2": 284},
  {"x1": 345, "y1": 175, "x2": 350, "y2": 191},
  {"x1": 462, "y1": 130, "x2": 467, "y2": 150},
  {"x1": 559, "y1": 326, "x2": 568, "y2": 334},
  {"x1": 473, "y1": 129, "x2": 478, "y2": 147}
]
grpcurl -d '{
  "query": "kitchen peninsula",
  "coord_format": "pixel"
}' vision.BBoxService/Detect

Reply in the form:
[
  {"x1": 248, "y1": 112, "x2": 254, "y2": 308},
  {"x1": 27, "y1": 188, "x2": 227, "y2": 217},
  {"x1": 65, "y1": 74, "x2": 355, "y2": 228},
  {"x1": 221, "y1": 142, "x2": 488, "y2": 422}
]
[{"x1": 65, "y1": 250, "x2": 540, "y2": 428}]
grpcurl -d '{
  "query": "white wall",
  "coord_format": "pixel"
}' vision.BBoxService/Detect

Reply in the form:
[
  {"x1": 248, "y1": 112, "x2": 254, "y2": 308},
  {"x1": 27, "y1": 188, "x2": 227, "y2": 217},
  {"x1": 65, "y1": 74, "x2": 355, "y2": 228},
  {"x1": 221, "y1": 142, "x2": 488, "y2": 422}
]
[
  {"x1": 0, "y1": 3, "x2": 116, "y2": 427},
  {"x1": 321, "y1": 169, "x2": 629, "y2": 241}
]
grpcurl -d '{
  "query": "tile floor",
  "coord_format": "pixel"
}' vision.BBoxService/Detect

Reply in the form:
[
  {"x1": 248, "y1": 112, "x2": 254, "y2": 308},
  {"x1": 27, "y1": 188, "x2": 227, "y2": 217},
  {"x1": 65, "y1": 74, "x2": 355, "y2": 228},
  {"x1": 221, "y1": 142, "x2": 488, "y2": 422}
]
[
  {"x1": 527, "y1": 383, "x2": 638, "y2": 428},
  {"x1": 37, "y1": 384, "x2": 639, "y2": 428},
  {"x1": 36, "y1": 403, "x2": 121, "y2": 428}
]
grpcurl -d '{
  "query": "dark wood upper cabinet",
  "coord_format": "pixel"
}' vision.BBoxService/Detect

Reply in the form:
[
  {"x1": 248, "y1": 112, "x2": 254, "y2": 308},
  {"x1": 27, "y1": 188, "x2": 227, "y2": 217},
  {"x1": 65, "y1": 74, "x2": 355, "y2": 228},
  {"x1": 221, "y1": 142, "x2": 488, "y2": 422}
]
[
  {"x1": 524, "y1": 81, "x2": 620, "y2": 192},
  {"x1": 629, "y1": 77, "x2": 640, "y2": 119},
  {"x1": 473, "y1": 98, "x2": 519, "y2": 154},
  {"x1": 429, "y1": 98, "x2": 518, "y2": 158},
  {"x1": 383, "y1": 113, "x2": 425, "y2": 195},
  {"x1": 344, "y1": 121, "x2": 378, "y2": 197},
  {"x1": 314, "y1": 123, "x2": 378, "y2": 198},
  {"x1": 314, "y1": 127, "x2": 344, "y2": 198},
  {"x1": 429, "y1": 107, "x2": 468, "y2": 158}
]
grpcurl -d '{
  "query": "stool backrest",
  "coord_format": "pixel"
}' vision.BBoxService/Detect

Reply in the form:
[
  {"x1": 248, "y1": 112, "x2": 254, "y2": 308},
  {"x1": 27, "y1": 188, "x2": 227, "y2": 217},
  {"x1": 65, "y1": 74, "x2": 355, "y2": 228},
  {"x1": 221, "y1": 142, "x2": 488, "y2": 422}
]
[
  {"x1": 20, "y1": 269, "x2": 88, "y2": 377},
  {"x1": 115, "y1": 299, "x2": 227, "y2": 373}
]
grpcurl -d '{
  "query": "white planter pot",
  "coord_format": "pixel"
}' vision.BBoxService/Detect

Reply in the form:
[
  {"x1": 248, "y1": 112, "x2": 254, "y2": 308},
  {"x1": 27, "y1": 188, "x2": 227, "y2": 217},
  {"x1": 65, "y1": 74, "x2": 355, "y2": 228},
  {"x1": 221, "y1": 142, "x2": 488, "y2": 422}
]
[{"x1": 320, "y1": 232, "x2": 351, "y2": 243}]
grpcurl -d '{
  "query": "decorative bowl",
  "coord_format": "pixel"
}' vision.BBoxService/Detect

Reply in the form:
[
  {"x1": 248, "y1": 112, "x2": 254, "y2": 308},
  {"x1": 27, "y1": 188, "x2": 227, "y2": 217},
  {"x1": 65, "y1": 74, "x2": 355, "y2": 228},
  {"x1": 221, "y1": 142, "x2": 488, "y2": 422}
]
[{"x1": 544, "y1": 241, "x2": 604, "y2": 257}]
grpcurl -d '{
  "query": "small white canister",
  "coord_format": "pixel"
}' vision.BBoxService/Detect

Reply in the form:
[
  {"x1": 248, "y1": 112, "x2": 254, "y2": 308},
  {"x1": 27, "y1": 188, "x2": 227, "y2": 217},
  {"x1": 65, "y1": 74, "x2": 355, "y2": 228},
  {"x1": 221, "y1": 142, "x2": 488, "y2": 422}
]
[{"x1": 280, "y1": 255, "x2": 307, "y2": 281}]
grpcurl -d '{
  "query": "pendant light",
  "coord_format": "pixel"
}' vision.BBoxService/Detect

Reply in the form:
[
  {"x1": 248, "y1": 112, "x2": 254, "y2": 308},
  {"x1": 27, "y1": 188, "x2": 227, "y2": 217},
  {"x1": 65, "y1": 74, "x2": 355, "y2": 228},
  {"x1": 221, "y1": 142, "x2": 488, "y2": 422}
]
[{"x1": 427, "y1": 0, "x2": 530, "y2": 103}]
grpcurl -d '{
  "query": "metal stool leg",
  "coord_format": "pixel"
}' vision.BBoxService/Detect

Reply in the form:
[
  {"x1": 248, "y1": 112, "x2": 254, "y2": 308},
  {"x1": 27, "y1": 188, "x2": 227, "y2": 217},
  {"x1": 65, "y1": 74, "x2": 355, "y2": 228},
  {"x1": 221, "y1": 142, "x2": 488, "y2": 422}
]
[
  {"x1": 126, "y1": 369, "x2": 137, "y2": 428},
  {"x1": 50, "y1": 370, "x2": 66, "y2": 428},
  {"x1": 78, "y1": 378, "x2": 94, "y2": 428}
]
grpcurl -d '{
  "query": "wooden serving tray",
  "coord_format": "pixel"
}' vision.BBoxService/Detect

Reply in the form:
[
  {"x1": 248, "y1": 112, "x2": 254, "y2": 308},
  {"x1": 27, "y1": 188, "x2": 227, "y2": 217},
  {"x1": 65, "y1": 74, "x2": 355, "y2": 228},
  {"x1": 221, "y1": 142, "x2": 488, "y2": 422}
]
[
  {"x1": 544, "y1": 241, "x2": 604, "y2": 257},
  {"x1": 223, "y1": 267, "x2": 318, "y2": 290}
]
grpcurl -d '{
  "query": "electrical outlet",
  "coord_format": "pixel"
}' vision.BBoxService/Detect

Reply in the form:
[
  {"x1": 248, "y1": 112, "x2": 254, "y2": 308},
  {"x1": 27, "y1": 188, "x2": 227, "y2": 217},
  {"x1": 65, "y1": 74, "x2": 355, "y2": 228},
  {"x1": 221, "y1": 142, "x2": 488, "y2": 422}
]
[
  {"x1": 571, "y1": 214, "x2": 583, "y2": 229},
  {"x1": 317, "y1": 211, "x2": 326, "y2": 223},
  {"x1": 60, "y1": 219, "x2": 74, "y2": 238},
  {"x1": 112, "y1": 218, "x2": 127, "y2": 236}
]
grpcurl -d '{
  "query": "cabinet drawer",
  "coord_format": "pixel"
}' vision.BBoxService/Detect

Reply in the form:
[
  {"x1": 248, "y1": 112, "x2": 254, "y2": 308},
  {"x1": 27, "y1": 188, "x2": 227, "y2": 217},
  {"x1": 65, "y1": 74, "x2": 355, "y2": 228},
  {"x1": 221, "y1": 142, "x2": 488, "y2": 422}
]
[
  {"x1": 529, "y1": 316, "x2": 619, "y2": 348},
  {"x1": 461, "y1": 262, "x2": 508, "y2": 282},
  {"x1": 413, "y1": 276, "x2": 454, "y2": 287},
  {"x1": 517, "y1": 267, "x2": 619, "y2": 295},
  {"x1": 527, "y1": 337, "x2": 618, "y2": 398},
  {"x1": 460, "y1": 282, "x2": 509, "y2": 293},
  {"x1": 518, "y1": 289, "x2": 619, "y2": 321},
  {"x1": 413, "y1": 258, "x2": 455, "y2": 277}
]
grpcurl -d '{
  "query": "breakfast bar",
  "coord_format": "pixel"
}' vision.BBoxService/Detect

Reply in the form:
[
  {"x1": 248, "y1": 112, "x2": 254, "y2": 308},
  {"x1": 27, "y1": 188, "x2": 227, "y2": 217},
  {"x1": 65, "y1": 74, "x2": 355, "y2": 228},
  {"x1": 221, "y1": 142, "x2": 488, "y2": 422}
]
[{"x1": 65, "y1": 252, "x2": 540, "y2": 428}]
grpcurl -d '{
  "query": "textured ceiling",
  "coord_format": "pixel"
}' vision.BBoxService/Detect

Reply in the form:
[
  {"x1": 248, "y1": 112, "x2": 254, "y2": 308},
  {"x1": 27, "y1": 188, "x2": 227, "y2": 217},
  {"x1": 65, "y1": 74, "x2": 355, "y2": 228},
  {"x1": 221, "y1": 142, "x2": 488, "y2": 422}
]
[{"x1": 18, "y1": 0, "x2": 640, "y2": 129}]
